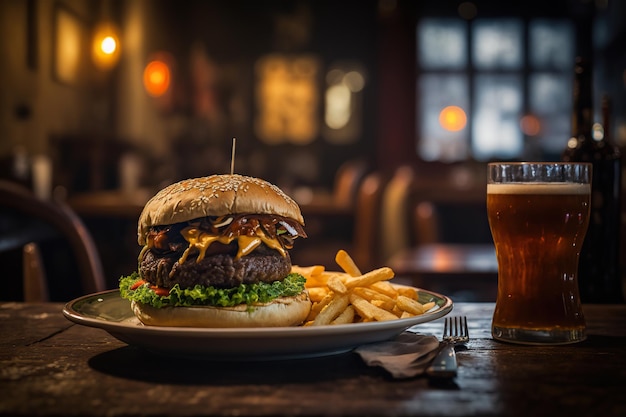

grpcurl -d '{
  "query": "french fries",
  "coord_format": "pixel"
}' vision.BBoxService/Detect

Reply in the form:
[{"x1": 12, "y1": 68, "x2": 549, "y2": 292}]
[
  {"x1": 350, "y1": 294, "x2": 399, "y2": 322},
  {"x1": 331, "y1": 305, "x2": 355, "y2": 325},
  {"x1": 345, "y1": 267, "x2": 394, "y2": 290},
  {"x1": 312, "y1": 294, "x2": 350, "y2": 326},
  {"x1": 335, "y1": 249, "x2": 362, "y2": 277},
  {"x1": 327, "y1": 274, "x2": 348, "y2": 294},
  {"x1": 293, "y1": 250, "x2": 437, "y2": 326}
]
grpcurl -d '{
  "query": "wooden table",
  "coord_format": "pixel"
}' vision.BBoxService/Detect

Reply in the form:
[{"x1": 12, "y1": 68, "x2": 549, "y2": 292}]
[
  {"x1": 2, "y1": 301, "x2": 625, "y2": 416},
  {"x1": 389, "y1": 244, "x2": 498, "y2": 302},
  {"x1": 66, "y1": 189, "x2": 153, "y2": 218}
]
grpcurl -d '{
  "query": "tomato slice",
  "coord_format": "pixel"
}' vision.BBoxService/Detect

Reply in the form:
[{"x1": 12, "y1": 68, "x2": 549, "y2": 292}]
[
  {"x1": 130, "y1": 279, "x2": 146, "y2": 290},
  {"x1": 151, "y1": 286, "x2": 170, "y2": 297}
]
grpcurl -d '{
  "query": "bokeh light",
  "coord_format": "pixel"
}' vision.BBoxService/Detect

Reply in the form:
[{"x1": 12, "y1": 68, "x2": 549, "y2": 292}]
[
  {"x1": 92, "y1": 24, "x2": 120, "y2": 70},
  {"x1": 439, "y1": 106, "x2": 467, "y2": 131},
  {"x1": 520, "y1": 114, "x2": 541, "y2": 136},
  {"x1": 143, "y1": 60, "x2": 171, "y2": 97},
  {"x1": 100, "y1": 36, "x2": 117, "y2": 54}
]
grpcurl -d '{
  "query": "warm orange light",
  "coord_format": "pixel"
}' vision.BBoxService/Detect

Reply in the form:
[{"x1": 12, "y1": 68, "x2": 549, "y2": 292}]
[
  {"x1": 439, "y1": 106, "x2": 467, "y2": 131},
  {"x1": 520, "y1": 114, "x2": 541, "y2": 136},
  {"x1": 100, "y1": 36, "x2": 117, "y2": 55},
  {"x1": 143, "y1": 60, "x2": 171, "y2": 97},
  {"x1": 92, "y1": 23, "x2": 120, "y2": 70}
]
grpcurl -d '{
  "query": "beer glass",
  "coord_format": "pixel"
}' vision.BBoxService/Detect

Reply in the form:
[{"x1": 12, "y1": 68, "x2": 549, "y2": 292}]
[{"x1": 487, "y1": 162, "x2": 591, "y2": 345}]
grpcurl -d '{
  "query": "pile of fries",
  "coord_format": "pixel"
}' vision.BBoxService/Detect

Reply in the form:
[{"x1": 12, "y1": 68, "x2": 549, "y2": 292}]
[{"x1": 292, "y1": 250, "x2": 436, "y2": 326}]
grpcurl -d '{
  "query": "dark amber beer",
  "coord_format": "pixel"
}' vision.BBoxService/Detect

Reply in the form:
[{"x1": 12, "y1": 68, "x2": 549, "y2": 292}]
[{"x1": 487, "y1": 163, "x2": 591, "y2": 345}]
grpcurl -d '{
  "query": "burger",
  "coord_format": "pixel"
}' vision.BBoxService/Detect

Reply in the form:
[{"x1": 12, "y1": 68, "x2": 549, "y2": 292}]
[{"x1": 119, "y1": 174, "x2": 311, "y2": 327}]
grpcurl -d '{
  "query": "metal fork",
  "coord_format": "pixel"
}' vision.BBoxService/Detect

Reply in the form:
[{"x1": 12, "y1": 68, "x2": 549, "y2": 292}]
[{"x1": 426, "y1": 316, "x2": 469, "y2": 378}]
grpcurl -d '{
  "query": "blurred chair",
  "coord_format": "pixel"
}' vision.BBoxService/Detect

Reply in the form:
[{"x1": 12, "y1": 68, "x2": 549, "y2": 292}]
[
  {"x1": 22, "y1": 242, "x2": 49, "y2": 301},
  {"x1": 332, "y1": 158, "x2": 369, "y2": 209},
  {"x1": 0, "y1": 180, "x2": 106, "y2": 301},
  {"x1": 379, "y1": 166, "x2": 419, "y2": 263},
  {"x1": 413, "y1": 201, "x2": 440, "y2": 245},
  {"x1": 351, "y1": 171, "x2": 386, "y2": 271},
  {"x1": 290, "y1": 170, "x2": 386, "y2": 271},
  {"x1": 380, "y1": 165, "x2": 496, "y2": 301}
]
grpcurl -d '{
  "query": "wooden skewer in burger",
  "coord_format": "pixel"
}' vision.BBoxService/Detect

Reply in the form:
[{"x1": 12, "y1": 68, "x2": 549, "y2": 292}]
[{"x1": 120, "y1": 141, "x2": 310, "y2": 327}]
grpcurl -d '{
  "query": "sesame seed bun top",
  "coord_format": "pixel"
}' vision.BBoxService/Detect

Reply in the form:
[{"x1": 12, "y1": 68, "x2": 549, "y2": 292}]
[{"x1": 137, "y1": 174, "x2": 304, "y2": 245}]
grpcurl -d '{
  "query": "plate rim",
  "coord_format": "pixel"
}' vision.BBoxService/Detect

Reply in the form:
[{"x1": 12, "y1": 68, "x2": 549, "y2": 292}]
[
  {"x1": 63, "y1": 287, "x2": 453, "y2": 335},
  {"x1": 62, "y1": 286, "x2": 453, "y2": 359}
]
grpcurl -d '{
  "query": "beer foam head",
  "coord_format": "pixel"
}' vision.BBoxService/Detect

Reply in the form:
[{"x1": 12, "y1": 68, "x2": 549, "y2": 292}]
[{"x1": 487, "y1": 182, "x2": 591, "y2": 195}]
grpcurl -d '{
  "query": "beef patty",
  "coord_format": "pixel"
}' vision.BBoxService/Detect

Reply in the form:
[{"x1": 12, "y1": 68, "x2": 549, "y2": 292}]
[{"x1": 140, "y1": 245, "x2": 292, "y2": 289}]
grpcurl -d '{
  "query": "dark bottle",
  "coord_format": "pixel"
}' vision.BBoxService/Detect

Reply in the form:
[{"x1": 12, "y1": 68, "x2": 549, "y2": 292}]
[{"x1": 562, "y1": 57, "x2": 623, "y2": 303}]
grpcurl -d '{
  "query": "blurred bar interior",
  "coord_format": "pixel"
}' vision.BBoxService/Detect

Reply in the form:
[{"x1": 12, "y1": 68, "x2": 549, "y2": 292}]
[{"x1": 1, "y1": 0, "x2": 625, "y2": 302}]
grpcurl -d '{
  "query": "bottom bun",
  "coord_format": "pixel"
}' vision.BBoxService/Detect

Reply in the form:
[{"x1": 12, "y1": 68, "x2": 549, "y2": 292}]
[{"x1": 131, "y1": 291, "x2": 312, "y2": 328}]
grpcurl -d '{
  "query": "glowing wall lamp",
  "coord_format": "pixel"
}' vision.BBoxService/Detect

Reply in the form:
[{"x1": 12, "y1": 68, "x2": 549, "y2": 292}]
[
  {"x1": 143, "y1": 58, "x2": 171, "y2": 97},
  {"x1": 92, "y1": 23, "x2": 120, "y2": 70}
]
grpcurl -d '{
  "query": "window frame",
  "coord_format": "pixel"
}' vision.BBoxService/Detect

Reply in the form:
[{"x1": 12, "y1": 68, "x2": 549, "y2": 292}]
[{"x1": 415, "y1": 13, "x2": 578, "y2": 163}]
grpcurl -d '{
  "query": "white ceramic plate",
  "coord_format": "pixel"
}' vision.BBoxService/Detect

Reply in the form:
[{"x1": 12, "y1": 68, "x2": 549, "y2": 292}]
[{"x1": 63, "y1": 287, "x2": 453, "y2": 360}]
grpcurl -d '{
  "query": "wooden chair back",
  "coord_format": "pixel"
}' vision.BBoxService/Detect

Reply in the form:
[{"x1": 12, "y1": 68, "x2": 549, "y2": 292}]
[
  {"x1": 332, "y1": 159, "x2": 369, "y2": 209},
  {"x1": 379, "y1": 166, "x2": 416, "y2": 263},
  {"x1": 0, "y1": 180, "x2": 106, "y2": 301},
  {"x1": 351, "y1": 171, "x2": 386, "y2": 271}
]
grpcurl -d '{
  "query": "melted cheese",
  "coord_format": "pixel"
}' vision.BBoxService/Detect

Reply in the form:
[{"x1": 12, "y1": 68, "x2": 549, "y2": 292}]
[{"x1": 179, "y1": 227, "x2": 286, "y2": 264}]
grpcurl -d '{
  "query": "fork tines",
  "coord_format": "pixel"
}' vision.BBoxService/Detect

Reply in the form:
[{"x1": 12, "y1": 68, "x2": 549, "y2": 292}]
[{"x1": 444, "y1": 316, "x2": 469, "y2": 338}]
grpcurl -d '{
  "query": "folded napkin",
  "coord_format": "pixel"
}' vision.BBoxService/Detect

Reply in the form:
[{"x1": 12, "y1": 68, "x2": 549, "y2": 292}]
[{"x1": 354, "y1": 332, "x2": 439, "y2": 379}]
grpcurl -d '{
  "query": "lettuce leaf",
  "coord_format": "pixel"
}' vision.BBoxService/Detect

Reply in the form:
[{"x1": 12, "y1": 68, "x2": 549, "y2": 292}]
[{"x1": 119, "y1": 272, "x2": 307, "y2": 309}]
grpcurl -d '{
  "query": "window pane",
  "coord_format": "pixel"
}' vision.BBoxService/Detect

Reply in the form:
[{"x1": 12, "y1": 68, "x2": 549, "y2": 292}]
[
  {"x1": 418, "y1": 74, "x2": 469, "y2": 162},
  {"x1": 472, "y1": 75, "x2": 523, "y2": 160},
  {"x1": 529, "y1": 73, "x2": 572, "y2": 154},
  {"x1": 529, "y1": 20, "x2": 574, "y2": 70},
  {"x1": 472, "y1": 19, "x2": 522, "y2": 69},
  {"x1": 417, "y1": 18, "x2": 467, "y2": 69}
]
